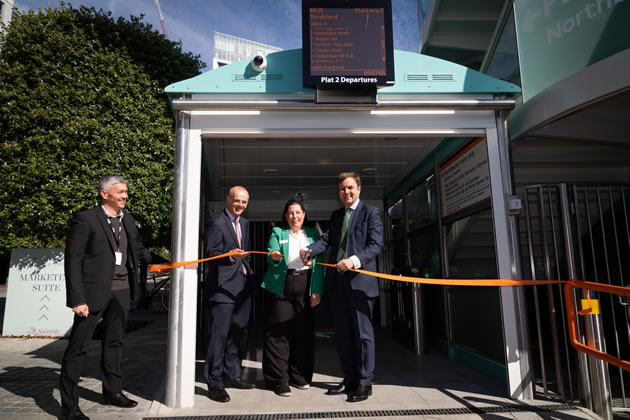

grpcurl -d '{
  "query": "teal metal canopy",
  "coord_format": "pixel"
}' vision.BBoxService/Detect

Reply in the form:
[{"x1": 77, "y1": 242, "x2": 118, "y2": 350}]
[{"x1": 165, "y1": 49, "x2": 520, "y2": 95}]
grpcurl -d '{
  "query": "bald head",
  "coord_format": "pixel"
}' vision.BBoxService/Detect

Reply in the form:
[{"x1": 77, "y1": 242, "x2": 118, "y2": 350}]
[{"x1": 226, "y1": 186, "x2": 249, "y2": 218}]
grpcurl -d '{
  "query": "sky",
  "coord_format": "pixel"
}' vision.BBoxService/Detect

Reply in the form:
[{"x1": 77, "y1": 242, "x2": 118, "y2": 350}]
[{"x1": 14, "y1": 0, "x2": 420, "y2": 71}]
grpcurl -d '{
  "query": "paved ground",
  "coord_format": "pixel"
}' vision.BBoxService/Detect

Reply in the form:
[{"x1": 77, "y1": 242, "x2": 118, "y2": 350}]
[{"x1": 0, "y1": 284, "x2": 603, "y2": 420}]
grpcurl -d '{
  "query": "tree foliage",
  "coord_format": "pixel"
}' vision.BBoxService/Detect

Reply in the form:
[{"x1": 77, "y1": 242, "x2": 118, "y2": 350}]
[{"x1": 0, "y1": 4, "x2": 205, "y2": 271}]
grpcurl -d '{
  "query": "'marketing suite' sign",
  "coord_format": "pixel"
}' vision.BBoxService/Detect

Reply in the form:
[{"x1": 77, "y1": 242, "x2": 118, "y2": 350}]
[{"x1": 2, "y1": 248, "x2": 73, "y2": 337}]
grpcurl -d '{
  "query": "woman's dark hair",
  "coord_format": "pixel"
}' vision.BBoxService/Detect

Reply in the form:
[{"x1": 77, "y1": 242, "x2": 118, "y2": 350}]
[{"x1": 279, "y1": 198, "x2": 310, "y2": 227}]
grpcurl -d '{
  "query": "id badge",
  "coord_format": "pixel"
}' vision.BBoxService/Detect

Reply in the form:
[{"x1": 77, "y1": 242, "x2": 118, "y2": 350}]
[{"x1": 115, "y1": 251, "x2": 122, "y2": 266}]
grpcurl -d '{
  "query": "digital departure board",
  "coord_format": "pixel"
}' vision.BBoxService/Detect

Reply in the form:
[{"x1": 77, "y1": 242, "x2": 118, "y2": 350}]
[{"x1": 302, "y1": 0, "x2": 395, "y2": 88}]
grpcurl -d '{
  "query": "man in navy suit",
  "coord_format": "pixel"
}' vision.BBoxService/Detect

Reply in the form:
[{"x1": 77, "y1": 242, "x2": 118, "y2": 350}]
[
  {"x1": 203, "y1": 186, "x2": 255, "y2": 403},
  {"x1": 60, "y1": 176, "x2": 151, "y2": 420},
  {"x1": 301, "y1": 172, "x2": 383, "y2": 402}
]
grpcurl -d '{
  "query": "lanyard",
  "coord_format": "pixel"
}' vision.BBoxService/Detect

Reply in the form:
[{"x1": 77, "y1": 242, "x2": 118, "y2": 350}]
[{"x1": 107, "y1": 217, "x2": 122, "y2": 251}]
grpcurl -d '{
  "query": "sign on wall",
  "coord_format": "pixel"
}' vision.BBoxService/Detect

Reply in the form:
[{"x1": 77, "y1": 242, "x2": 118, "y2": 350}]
[
  {"x1": 2, "y1": 248, "x2": 73, "y2": 337},
  {"x1": 440, "y1": 137, "x2": 491, "y2": 217},
  {"x1": 514, "y1": 0, "x2": 629, "y2": 101}
]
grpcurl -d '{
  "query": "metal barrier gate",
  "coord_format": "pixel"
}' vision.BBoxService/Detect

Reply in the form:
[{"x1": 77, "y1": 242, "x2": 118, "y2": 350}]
[{"x1": 522, "y1": 184, "x2": 630, "y2": 419}]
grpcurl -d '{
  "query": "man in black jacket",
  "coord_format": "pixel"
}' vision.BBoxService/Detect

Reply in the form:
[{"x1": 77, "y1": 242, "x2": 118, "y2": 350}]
[{"x1": 59, "y1": 176, "x2": 151, "y2": 420}]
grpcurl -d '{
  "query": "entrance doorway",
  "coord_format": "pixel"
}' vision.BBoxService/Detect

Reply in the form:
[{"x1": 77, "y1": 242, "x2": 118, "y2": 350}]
[{"x1": 197, "y1": 135, "x2": 445, "y2": 332}]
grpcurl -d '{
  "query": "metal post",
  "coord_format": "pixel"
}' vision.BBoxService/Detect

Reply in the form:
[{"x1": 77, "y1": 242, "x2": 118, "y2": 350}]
[
  {"x1": 165, "y1": 106, "x2": 190, "y2": 407},
  {"x1": 403, "y1": 189, "x2": 424, "y2": 356},
  {"x1": 537, "y1": 186, "x2": 566, "y2": 400},
  {"x1": 487, "y1": 109, "x2": 533, "y2": 399},
  {"x1": 412, "y1": 282, "x2": 424, "y2": 355},
  {"x1": 560, "y1": 184, "x2": 612, "y2": 419},
  {"x1": 523, "y1": 190, "x2": 549, "y2": 396},
  {"x1": 434, "y1": 153, "x2": 453, "y2": 349}
]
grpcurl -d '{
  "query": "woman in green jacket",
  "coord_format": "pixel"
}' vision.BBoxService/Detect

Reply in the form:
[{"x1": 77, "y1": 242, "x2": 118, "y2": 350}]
[{"x1": 261, "y1": 199, "x2": 324, "y2": 397}]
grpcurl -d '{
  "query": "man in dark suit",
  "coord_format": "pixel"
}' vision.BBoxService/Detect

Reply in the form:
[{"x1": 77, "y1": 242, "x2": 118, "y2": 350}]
[
  {"x1": 301, "y1": 172, "x2": 383, "y2": 402},
  {"x1": 203, "y1": 186, "x2": 255, "y2": 403},
  {"x1": 59, "y1": 176, "x2": 151, "y2": 420}
]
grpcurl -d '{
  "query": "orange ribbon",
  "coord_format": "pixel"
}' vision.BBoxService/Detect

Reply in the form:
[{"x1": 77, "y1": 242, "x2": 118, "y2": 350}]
[
  {"x1": 148, "y1": 250, "x2": 273, "y2": 272},
  {"x1": 150, "y1": 251, "x2": 630, "y2": 371},
  {"x1": 151, "y1": 252, "x2": 562, "y2": 286}
]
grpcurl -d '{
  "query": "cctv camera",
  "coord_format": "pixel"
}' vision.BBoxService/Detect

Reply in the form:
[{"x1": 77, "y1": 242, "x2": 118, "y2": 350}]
[{"x1": 251, "y1": 54, "x2": 267, "y2": 72}]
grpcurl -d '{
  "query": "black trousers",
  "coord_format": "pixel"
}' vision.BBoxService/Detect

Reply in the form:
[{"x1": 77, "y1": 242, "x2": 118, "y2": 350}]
[
  {"x1": 204, "y1": 288, "x2": 252, "y2": 388},
  {"x1": 59, "y1": 288, "x2": 130, "y2": 409},
  {"x1": 263, "y1": 271, "x2": 314, "y2": 387}
]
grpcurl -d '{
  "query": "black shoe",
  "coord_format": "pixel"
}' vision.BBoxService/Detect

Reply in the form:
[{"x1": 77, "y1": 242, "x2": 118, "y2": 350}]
[
  {"x1": 347, "y1": 384, "x2": 372, "y2": 402},
  {"x1": 223, "y1": 376, "x2": 255, "y2": 389},
  {"x1": 207, "y1": 387, "x2": 230, "y2": 403},
  {"x1": 325, "y1": 382, "x2": 357, "y2": 395},
  {"x1": 103, "y1": 392, "x2": 138, "y2": 408},
  {"x1": 272, "y1": 384, "x2": 291, "y2": 397},
  {"x1": 289, "y1": 381, "x2": 310, "y2": 390},
  {"x1": 60, "y1": 406, "x2": 90, "y2": 420}
]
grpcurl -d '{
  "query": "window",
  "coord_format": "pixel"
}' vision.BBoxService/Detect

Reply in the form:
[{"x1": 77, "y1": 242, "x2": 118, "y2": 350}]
[
  {"x1": 485, "y1": 9, "x2": 521, "y2": 87},
  {"x1": 407, "y1": 175, "x2": 436, "y2": 232},
  {"x1": 388, "y1": 199, "x2": 404, "y2": 239}
]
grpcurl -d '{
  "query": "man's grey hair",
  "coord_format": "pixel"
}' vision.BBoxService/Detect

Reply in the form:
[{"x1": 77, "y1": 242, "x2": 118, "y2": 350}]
[{"x1": 98, "y1": 175, "x2": 127, "y2": 193}]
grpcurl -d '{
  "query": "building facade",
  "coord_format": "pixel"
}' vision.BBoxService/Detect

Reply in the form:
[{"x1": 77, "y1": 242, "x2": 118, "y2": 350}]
[
  {"x1": 0, "y1": 0, "x2": 15, "y2": 33},
  {"x1": 212, "y1": 31, "x2": 282, "y2": 69},
  {"x1": 417, "y1": 1, "x2": 630, "y2": 418}
]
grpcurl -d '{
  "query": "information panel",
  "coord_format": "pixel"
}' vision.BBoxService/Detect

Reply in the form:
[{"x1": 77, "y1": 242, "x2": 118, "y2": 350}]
[
  {"x1": 302, "y1": 0, "x2": 395, "y2": 88},
  {"x1": 2, "y1": 248, "x2": 73, "y2": 337},
  {"x1": 440, "y1": 138, "x2": 491, "y2": 217}
]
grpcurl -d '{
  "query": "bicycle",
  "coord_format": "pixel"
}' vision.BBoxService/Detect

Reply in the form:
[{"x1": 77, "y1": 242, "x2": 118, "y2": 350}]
[{"x1": 133, "y1": 272, "x2": 170, "y2": 311}]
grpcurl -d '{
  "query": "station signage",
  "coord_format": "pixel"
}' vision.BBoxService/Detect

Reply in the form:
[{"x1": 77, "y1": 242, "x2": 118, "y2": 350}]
[
  {"x1": 440, "y1": 138, "x2": 491, "y2": 217},
  {"x1": 302, "y1": 0, "x2": 395, "y2": 88},
  {"x1": 514, "y1": 0, "x2": 629, "y2": 101},
  {"x1": 2, "y1": 248, "x2": 73, "y2": 337}
]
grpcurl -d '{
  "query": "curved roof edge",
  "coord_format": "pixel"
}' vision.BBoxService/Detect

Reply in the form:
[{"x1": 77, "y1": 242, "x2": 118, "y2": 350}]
[{"x1": 165, "y1": 49, "x2": 520, "y2": 95}]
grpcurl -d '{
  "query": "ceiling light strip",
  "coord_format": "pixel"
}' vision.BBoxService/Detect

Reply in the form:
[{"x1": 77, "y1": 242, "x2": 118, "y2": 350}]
[
  {"x1": 370, "y1": 110, "x2": 455, "y2": 115},
  {"x1": 185, "y1": 110, "x2": 261, "y2": 116},
  {"x1": 171, "y1": 98, "x2": 516, "y2": 111}
]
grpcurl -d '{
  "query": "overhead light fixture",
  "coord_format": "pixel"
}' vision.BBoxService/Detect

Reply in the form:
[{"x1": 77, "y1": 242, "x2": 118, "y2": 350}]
[
  {"x1": 370, "y1": 110, "x2": 455, "y2": 115},
  {"x1": 189, "y1": 110, "x2": 261, "y2": 116},
  {"x1": 202, "y1": 129, "x2": 263, "y2": 134},
  {"x1": 361, "y1": 167, "x2": 377, "y2": 175},
  {"x1": 263, "y1": 168, "x2": 280, "y2": 175},
  {"x1": 352, "y1": 129, "x2": 459, "y2": 134}
]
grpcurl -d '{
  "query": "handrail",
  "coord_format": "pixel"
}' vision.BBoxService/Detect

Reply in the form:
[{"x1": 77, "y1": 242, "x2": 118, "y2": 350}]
[{"x1": 565, "y1": 279, "x2": 630, "y2": 371}]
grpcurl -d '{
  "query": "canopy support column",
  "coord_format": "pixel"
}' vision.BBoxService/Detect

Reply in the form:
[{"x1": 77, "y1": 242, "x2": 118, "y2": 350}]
[
  {"x1": 166, "y1": 106, "x2": 201, "y2": 408},
  {"x1": 487, "y1": 110, "x2": 533, "y2": 399}
]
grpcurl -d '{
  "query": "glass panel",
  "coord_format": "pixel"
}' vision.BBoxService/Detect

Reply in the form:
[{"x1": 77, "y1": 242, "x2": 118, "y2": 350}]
[
  {"x1": 408, "y1": 226, "x2": 445, "y2": 344},
  {"x1": 389, "y1": 236, "x2": 414, "y2": 351},
  {"x1": 407, "y1": 175, "x2": 436, "y2": 232},
  {"x1": 408, "y1": 227, "x2": 439, "y2": 277},
  {"x1": 388, "y1": 199, "x2": 404, "y2": 239},
  {"x1": 485, "y1": 9, "x2": 521, "y2": 87},
  {"x1": 445, "y1": 209, "x2": 497, "y2": 278},
  {"x1": 444, "y1": 209, "x2": 503, "y2": 363}
]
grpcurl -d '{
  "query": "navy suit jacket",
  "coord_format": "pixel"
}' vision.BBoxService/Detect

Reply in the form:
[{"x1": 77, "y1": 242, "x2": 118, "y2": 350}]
[
  {"x1": 204, "y1": 209, "x2": 254, "y2": 302},
  {"x1": 64, "y1": 206, "x2": 150, "y2": 311},
  {"x1": 308, "y1": 200, "x2": 384, "y2": 298}
]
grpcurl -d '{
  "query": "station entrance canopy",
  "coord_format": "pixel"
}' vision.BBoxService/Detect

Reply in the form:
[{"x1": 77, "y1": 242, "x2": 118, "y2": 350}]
[{"x1": 163, "y1": 49, "x2": 525, "y2": 408}]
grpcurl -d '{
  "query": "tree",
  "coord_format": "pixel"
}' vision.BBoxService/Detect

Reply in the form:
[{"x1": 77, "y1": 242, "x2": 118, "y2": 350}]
[{"x1": 0, "y1": 4, "x2": 205, "y2": 277}]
